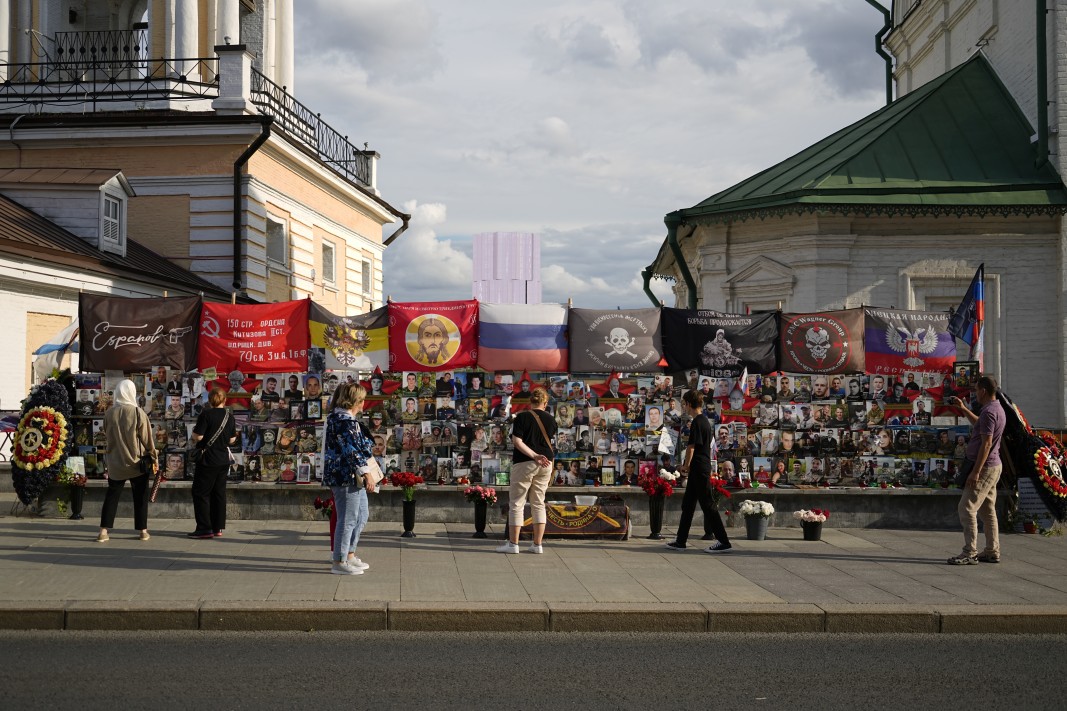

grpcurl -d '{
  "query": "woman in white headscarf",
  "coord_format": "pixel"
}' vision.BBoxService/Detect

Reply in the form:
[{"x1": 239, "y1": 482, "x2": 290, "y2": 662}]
[{"x1": 98, "y1": 379, "x2": 156, "y2": 542}]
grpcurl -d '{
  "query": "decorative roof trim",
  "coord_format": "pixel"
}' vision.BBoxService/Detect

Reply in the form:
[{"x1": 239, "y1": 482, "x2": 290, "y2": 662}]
[{"x1": 679, "y1": 202, "x2": 1067, "y2": 227}]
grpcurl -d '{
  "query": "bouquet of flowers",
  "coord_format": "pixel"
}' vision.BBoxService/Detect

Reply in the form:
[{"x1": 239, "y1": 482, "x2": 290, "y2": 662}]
[
  {"x1": 56, "y1": 464, "x2": 87, "y2": 488},
  {"x1": 793, "y1": 508, "x2": 830, "y2": 523},
  {"x1": 637, "y1": 468, "x2": 675, "y2": 497},
  {"x1": 313, "y1": 496, "x2": 335, "y2": 519},
  {"x1": 739, "y1": 500, "x2": 775, "y2": 518},
  {"x1": 389, "y1": 471, "x2": 425, "y2": 502},
  {"x1": 708, "y1": 476, "x2": 731, "y2": 504},
  {"x1": 464, "y1": 485, "x2": 498, "y2": 505}
]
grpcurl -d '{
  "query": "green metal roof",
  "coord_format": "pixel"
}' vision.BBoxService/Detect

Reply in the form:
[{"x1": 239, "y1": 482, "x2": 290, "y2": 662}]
[{"x1": 676, "y1": 53, "x2": 1067, "y2": 221}]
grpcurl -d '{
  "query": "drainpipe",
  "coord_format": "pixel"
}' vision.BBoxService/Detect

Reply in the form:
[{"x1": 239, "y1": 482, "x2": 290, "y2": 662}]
[
  {"x1": 383, "y1": 212, "x2": 411, "y2": 246},
  {"x1": 641, "y1": 265, "x2": 661, "y2": 307},
  {"x1": 1036, "y1": 0, "x2": 1049, "y2": 169},
  {"x1": 863, "y1": 0, "x2": 893, "y2": 105},
  {"x1": 233, "y1": 117, "x2": 273, "y2": 292},
  {"x1": 665, "y1": 211, "x2": 698, "y2": 310}
]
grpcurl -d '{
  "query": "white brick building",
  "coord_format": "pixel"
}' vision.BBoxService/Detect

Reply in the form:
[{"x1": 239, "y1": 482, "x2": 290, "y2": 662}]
[{"x1": 647, "y1": 1, "x2": 1067, "y2": 427}]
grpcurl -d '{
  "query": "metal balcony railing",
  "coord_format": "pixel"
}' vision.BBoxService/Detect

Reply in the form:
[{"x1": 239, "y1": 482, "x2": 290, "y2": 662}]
[
  {"x1": 54, "y1": 29, "x2": 148, "y2": 64},
  {"x1": 250, "y1": 68, "x2": 372, "y2": 187},
  {"x1": 0, "y1": 57, "x2": 219, "y2": 107}
]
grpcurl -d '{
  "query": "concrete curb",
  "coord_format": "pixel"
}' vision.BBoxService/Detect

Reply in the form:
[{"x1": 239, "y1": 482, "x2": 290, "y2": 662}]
[{"x1": 3, "y1": 601, "x2": 1067, "y2": 633}]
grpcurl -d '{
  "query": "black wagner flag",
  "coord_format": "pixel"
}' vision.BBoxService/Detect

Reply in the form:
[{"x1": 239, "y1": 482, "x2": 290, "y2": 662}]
[{"x1": 661, "y1": 308, "x2": 778, "y2": 377}]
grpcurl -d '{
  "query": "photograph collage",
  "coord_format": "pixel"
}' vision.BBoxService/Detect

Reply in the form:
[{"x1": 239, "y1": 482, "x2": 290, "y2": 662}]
[{"x1": 67, "y1": 361, "x2": 981, "y2": 490}]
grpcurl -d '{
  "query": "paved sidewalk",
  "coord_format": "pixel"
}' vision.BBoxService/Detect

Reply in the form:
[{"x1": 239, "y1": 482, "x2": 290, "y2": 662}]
[{"x1": 1, "y1": 513, "x2": 1066, "y2": 633}]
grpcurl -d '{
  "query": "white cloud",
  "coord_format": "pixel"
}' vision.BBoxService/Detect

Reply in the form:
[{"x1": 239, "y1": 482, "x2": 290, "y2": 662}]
[
  {"x1": 294, "y1": 1, "x2": 888, "y2": 308},
  {"x1": 382, "y1": 202, "x2": 472, "y2": 302}
]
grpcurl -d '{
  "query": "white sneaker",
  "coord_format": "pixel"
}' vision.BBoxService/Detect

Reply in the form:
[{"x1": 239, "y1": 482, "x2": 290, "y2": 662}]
[
  {"x1": 496, "y1": 541, "x2": 520, "y2": 554},
  {"x1": 527, "y1": 544, "x2": 543, "y2": 554},
  {"x1": 330, "y1": 561, "x2": 363, "y2": 576},
  {"x1": 347, "y1": 557, "x2": 370, "y2": 571}
]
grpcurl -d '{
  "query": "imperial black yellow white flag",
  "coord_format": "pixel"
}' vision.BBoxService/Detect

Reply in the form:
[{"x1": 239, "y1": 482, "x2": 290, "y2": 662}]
[
  {"x1": 309, "y1": 303, "x2": 389, "y2": 370},
  {"x1": 568, "y1": 308, "x2": 663, "y2": 373}
]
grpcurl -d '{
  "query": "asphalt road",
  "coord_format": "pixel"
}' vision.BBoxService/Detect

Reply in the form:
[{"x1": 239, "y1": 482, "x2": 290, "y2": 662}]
[{"x1": 0, "y1": 631, "x2": 1061, "y2": 710}]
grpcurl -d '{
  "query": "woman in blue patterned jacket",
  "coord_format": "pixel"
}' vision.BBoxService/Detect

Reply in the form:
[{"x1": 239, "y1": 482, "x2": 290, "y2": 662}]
[{"x1": 323, "y1": 382, "x2": 375, "y2": 576}]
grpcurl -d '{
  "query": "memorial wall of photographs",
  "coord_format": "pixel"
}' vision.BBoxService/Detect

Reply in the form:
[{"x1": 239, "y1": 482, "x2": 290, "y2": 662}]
[{"x1": 68, "y1": 361, "x2": 980, "y2": 490}]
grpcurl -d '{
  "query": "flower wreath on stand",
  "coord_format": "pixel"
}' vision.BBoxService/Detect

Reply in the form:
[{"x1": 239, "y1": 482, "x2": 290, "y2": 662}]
[
  {"x1": 464, "y1": 485, "x2": 498, "y2": 505},
  {"x1": 11, "y1": 380, "x2": 72, "y2": 508},
  {"x1": 1035, "y1": 433, "x2": 1067, "y2": 499}
]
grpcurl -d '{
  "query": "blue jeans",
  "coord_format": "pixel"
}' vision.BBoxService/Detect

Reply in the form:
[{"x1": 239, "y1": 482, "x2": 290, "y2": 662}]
[{"x1": 331, "y1": 485, "x2": 368, "y2": 562}]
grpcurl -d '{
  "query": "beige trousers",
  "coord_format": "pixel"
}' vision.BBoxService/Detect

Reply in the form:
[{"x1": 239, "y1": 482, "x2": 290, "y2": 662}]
[
  {"x1": 509, "y1": 460, "x2": 552, "y2": 526},
  {"x1": 957, "y1": 464, "x2": 1001, "y2": 557}
]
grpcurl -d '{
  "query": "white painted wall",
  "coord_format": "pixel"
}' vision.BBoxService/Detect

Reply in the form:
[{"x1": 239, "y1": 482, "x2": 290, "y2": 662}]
[{"x1": 683, "y1": 214, "x2": 1062, "y2": 427}]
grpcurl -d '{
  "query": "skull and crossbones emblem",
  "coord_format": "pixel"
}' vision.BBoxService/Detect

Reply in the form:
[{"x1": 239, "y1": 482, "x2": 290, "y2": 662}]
[
  {"x1": 805, "y1": 326, "x2": 831, "y2": 362},
  {"x1": 604, "y1": 327, "x2": 637, "y2": 359}
]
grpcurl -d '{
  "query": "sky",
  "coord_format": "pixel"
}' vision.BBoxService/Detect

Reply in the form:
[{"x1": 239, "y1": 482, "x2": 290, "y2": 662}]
[{"x1": 294, "y1": 1, "x2": 890, "y2": 309}]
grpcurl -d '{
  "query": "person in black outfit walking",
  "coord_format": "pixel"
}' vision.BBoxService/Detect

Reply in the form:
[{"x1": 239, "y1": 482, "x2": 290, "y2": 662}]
[
  {"x1": 666, "y1": 389, "x2": 732, "y2": 553},
  {"x1": 188, "y1": 387, "x2": 237, "y2": 539}
]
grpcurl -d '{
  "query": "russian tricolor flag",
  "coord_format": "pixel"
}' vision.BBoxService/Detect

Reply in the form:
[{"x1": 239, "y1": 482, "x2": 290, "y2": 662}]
[
  {"x1": 477, "y1": 303, "x2": 568, "y2": 372},
  {"x1": 948, "y1": 264, "x2": 985, "y2": 365}
]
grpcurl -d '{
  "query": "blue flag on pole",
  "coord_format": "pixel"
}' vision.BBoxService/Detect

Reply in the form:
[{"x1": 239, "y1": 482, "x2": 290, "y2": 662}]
[{"x1": 948, "y1": 264, "x2": 984, "y2": 347}]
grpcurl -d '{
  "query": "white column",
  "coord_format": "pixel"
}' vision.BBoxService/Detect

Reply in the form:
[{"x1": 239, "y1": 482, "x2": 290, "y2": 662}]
[
  {"x1": 263, "y1": 0, "x2": 275, "y2": 82},
  {"x1": 0, "y1": 0, "x2": 10, "y2": 81},
  {"x1": 174, "y1": 0, "x2": 198, "y2": 78},
  {"x1": 275, "y1": 0, "x2": 294, "y2": 91},
  {"x1": 216, "y1": 0, "x2": 239, "y2": 46}
]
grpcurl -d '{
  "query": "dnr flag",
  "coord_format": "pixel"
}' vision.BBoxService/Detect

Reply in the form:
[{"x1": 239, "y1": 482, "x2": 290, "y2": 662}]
[
  {"x1": 309, "y1": 303, "x2": 389, "y2": 371},
  {"x1": 477, "y1": 303, "x2": 568, "y2": 372},
  {"x1": 864, "y1": 308, "x2": 956, "y2": 375},
  {"x1": 388, "y1": 300, "x2": 479, "y2": 372}
]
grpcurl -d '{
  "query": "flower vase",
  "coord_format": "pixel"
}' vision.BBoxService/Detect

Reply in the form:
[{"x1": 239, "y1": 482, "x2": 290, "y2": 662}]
[
  {"x1": 473, "y1": 499, "x2": 488, "y2": 538},
  {"x1": 802, "y1": 520, "x2": 822, "y2": 541},
  {"x1": 647, "y1": 494, "x2": 665, "y2": 540},
  {"x1": 329, "y1": 506, "x2": 337, "y2": 551},
  {"x1": 69, "y1": 486, "x2": 85, "y2": 520},
  {"x1": 745, "y1": 515, "x2": 769, "y2": 541},
  {"x1": 402, "y1": 499, "x2": 417, "y2": 538}
]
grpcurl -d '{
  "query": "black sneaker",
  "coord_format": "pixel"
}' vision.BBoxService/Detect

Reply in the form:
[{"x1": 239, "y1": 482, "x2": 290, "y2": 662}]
[
  {"x1": 704, "y1": 541, "x2": 733, "y2": 553},
  {"x1": 664, "y1": 541, "x2": 687, "y2": 551},
  {"x1": 187, "y1": 531, "x2": 214, "y2": 539},
  {"x1": 700, "y1": 534, "x2": 716, "y2": 541}
]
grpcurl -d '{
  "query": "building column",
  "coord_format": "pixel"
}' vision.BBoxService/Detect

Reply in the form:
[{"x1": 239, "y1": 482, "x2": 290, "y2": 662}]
[
  {"x1": 16, "y1": 0, "x2": 29, "y2": 65},
  {"x1": 173, "y1": 0, "x2": 198, "y2": 79},
  {"x1": 216, "y1": 0, "x2": 239, "y2": 45},
  {"x1": 0, "y1": 0, "x2": 10, "y2": 81},
  {"x1": 275, "y1": 0, "x2": 294, "y2": 91}
]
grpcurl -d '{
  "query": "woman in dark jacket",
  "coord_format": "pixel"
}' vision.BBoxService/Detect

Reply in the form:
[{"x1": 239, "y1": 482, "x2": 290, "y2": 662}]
[
  {"x1": 323, "y1": 382, "x2": 374, "y2": 575},
  {"x1": 188, "y1": 387, "x2": 237, "y2": 539}
]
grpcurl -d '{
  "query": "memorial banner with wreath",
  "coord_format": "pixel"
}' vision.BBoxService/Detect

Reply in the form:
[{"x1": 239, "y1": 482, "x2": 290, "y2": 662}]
[
  {"x1": 779, "y1": 309, "x2": 865, "y2": 375},
  {"x1": 387, "y1": 300, "x2": 479, "y2": 372},
  {"x1": 661, "y1": 308, "x2": 777, "y2": 377}
]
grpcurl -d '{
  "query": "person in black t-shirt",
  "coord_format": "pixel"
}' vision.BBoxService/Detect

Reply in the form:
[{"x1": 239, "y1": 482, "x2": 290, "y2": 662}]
[
  {"x1": 189, "y1": 387, "x2": 238, "y2": 538},
  {"x1": 666, "y1": 389, "x2": 732, "y2": 553},
  {"x1": 496, "y1": 387, "x2": 557, "y2": 555}
]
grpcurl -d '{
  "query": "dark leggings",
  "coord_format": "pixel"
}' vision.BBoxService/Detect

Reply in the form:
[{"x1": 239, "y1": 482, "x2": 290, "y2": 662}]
[
  {"x1": 99, "y1": 474, "x2": 150, "y2": 531},
  {"x1": 192, "y1": 465, "x2": 228, "y2": 533},
  {"x1": 675, "y1": 466, "x2": 729, "y2": 546}
]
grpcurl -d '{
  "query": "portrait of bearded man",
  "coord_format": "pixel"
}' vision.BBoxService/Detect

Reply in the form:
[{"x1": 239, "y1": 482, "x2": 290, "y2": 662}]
[{"x1": 413, "y1": 317, "x2": 452, "y2": 366}]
